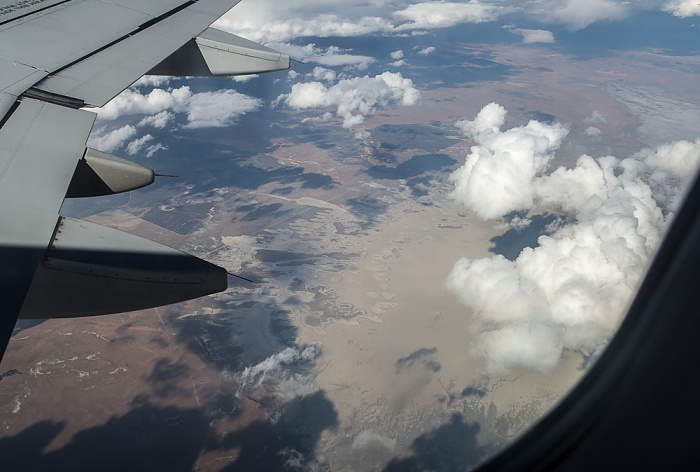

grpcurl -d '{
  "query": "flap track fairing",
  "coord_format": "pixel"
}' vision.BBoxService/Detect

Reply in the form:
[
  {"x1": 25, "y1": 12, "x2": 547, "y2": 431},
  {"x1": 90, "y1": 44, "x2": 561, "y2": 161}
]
[{"x1": 148, "y1": 27, "x2": 290, "y2": 76}]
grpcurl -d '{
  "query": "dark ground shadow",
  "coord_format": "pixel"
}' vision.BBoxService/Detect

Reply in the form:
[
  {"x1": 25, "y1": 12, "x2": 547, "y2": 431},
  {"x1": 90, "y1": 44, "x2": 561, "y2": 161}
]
[
  {"x1": 0, "y1": 391, "x2": 338, "y2": 472},
  {"x1": 147, "y1": 357, "x2": 192, "y2": 398},
  {"x1": 218, "y1": 390, "x2": 338, "y2": 471},
  {"x1": 0, "y1": 404, "x2": 208, "y2": 472},
  {"x1": 396, "y1": 347, "x2": 441, "y2": 374},
  {"x1": 382, "y1": 413, "x2": 489, "y2": 472},
  {"x1": 365, "y1": 153, "x2": 457, "y2": 199},
  {"x1": 346, "y1": 195, "x2": 390, "y2": 229}
]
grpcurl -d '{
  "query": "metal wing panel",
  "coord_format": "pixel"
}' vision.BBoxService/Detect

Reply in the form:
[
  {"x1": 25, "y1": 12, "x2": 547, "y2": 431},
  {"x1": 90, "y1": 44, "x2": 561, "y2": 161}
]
[
  {"x1": 0, "y1": 98, "x2": 95, "y2": 245},
  {"x1": 0, "y1": 1, "x2": 152, "y2": 71},
  {"x1": 92, "y1": 0, "x2": 191, "y2": 17},
  {"x1": 0, "y1": 0, "x2": 67, "y2": 24},
  {"x1": 197, "y1": 28, "x2": 290, "y2": 75},
  {"x1": 0, "y1": 97, "x2": 95, "y2": 355},
  {"x1": 0, "y1": 58, "x2": 48, "y2": 118},
  {"x1": 0, "y1": 58, "x2": 47, "y2": 93},
  {"x1": 34, "y1": 0, "x2": 243, "y2": 106},
  {"x1": 0, "y1": 92, "x2": 16, "y2": 119}
]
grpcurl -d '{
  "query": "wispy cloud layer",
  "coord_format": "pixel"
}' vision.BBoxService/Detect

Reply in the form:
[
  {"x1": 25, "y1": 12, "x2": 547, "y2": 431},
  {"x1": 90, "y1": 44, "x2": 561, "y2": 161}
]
[
  {"x1": 392, "y1": 1, "x2": 510, "y2": 29},
  {"x1": 544, "y1": 0, "x2": 628, "y2": 30},
  {"x1": 215, "y1": 0, "x2": 514, "y2": 43},
  {"x1": 214, "y1": 0, "x2": 700, "y2": 47},
  {"x1": 237, "y1": 345, "x2": 320, "y2": 396}
]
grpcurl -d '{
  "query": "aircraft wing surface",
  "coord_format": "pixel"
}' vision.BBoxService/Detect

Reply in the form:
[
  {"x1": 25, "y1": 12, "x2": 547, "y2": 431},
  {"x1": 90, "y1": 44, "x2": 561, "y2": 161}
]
[{"x1": 0, "y1": 0, "x2": 290, "y2": 360}]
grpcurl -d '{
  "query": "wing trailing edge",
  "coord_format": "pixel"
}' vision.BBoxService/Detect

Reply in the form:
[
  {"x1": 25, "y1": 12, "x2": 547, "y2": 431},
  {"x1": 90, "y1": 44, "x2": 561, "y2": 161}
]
[{"x1": 19, "y1": 217, "x2": 228, "y2": 319}]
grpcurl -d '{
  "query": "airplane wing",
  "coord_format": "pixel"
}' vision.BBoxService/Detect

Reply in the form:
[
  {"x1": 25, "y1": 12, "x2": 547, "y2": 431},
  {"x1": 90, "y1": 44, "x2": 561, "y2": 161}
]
[{"x1": 0, "y1": 0, "x2": 290, "y2": 360}]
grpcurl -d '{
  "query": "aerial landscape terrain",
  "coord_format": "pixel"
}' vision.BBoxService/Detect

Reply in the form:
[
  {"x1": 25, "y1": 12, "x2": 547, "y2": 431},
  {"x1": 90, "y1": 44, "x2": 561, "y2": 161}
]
[{"x1": 2, "y1": 1, "x2": 700, "y2": 470}]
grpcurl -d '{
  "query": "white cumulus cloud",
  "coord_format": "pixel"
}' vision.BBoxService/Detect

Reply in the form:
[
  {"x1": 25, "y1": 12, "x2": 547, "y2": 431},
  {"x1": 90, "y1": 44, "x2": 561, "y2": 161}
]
[
  {"x1": 279, "y1": 71, "x2": 421, "y2": 128},
  {"x1": 663, "y1": 0, "x2": 700, "y2": 17},
  {"x1": 131, "y1": 75, "x2": 171, "y2": 88},
  {"x1": 124, "y1": 134, "x2": 167, "y2": 158},
  {"x1": 393, "y1": 1, "x2": 510, "y2": 29},
  {"x1": 449, "y1": 103, "x2": 569, "y2": 219},
  {"x1": 184, "y1": 89, "x2": 262, "y2": 128},
  {"x1": 445, "y1": 103, "x2": 700, "y2": 374},
  {"x1": 96, "y1": 87, "x2": 187, "y2": 120},
  {"x1": 352, "y1": 430, "x2": 397, "y2": 451},
  {"x1": 214, "y1": 0, "x2": 512, "y2": 43},
  {"x1": 144, "y1": 143, "x2": 167, "y2": 158},
  {"x1": 215, "y1": 12, "x2": 395, "y2": 44},
  {"x1": 505, "y1": 26, "x2": 556, "y2": 44},
  {"x1": 138, "y1": 111, "x2": 173, "y2": 129},
  {"x1": 523, "y1": 0, "x2": 699, "y2": 28},
  {"x1": 272, "y1": 43, "x2": 375, "y2": 69},
  {"x1": 213, "y1": 0, "x2": 699, "y2": 45},
  {"x1": 87, "y1": 125, "x2": 137, "y2": 152},
  {"x1": 584, "y1": 110, "x2": 607, "y2": 124},
  {"x1": 126, "y1": 134, "x2": 153, "y2": 155},
  {"x1": 545, "y1": 0, "x2": 628, "y2": 30},
  {"x1": 584, "y1": 126, "x2": 602, "y2": 139},
  {"x1": 94, "y1": 86, "x2": 262, "y2": 129},
  {"x1": 312, "y1": 67, "x2": 337, "y2": 82},
  {"x1": 311, "y1": 53, "x2": 375, "y2": 68}
]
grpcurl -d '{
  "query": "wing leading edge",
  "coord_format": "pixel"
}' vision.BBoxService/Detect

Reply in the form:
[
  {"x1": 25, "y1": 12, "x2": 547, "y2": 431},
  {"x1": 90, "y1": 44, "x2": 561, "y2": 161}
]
[{"x1": 0, "y1": 0, "x2": 290, "y2": 360}]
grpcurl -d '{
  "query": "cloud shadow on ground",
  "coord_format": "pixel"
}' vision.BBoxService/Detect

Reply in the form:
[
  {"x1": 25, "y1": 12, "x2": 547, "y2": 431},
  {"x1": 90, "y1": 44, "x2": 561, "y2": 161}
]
[
  {"x1": 346, "y1": 195, "x2": 390, "y2": 229},
  {"x1": 218, "y1": 390, "x2": 338, "y2": 471},
  {"x1": 365, "y1": 153, "x2": 457, "y2": 199},
  {"x1": 0, "y1": 390, "x2": 338, "y2": 472},
  {"x1": 0, "y1": 404, "x2": 208, "y2": 472},
  {"x1": 396, "y1": 347, "x2": 441, "y2": 374},
  {"x1": 382, "y1": 413, "x2": 489, "y2": 472}
]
